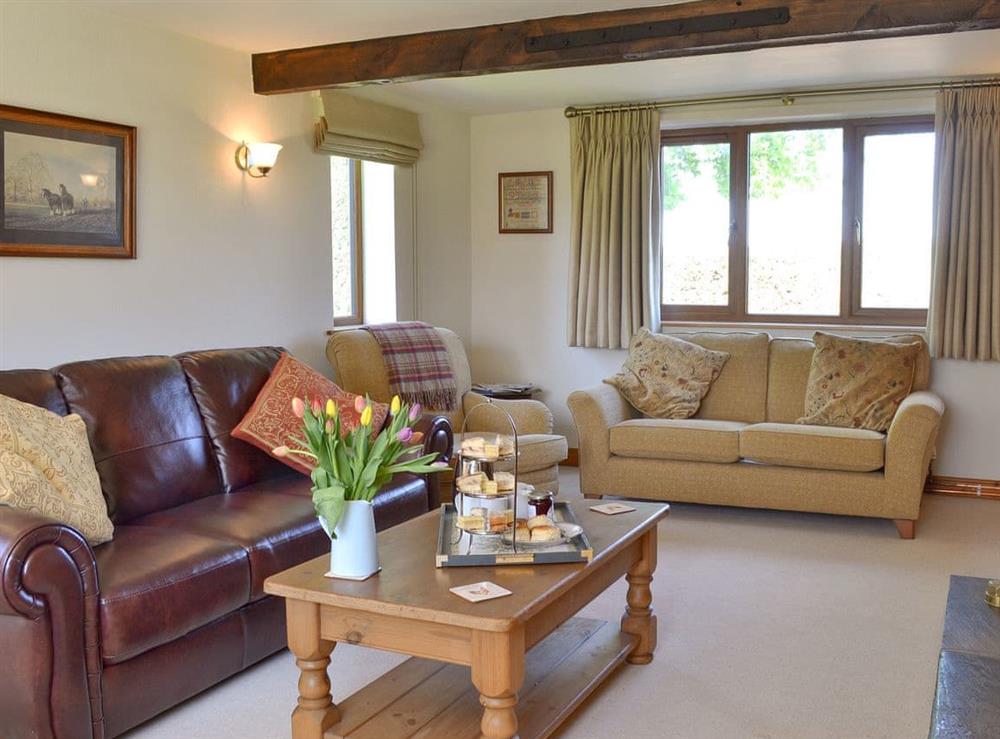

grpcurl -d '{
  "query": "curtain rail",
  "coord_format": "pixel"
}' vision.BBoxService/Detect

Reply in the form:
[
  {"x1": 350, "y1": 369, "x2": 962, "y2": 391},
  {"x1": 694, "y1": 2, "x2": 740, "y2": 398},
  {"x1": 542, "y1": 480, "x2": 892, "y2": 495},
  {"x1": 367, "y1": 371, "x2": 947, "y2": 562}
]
[{"x1": 563, "y1": 77, "x2": 1000, "y2": 118}]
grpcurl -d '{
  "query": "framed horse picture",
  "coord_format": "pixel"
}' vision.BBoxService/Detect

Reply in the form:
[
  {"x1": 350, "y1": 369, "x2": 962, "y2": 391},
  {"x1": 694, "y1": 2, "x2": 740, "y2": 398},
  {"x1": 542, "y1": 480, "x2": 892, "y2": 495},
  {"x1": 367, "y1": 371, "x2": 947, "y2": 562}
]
[{"x1": 0, "y1": 105, "x2": 136, "y2": 258}]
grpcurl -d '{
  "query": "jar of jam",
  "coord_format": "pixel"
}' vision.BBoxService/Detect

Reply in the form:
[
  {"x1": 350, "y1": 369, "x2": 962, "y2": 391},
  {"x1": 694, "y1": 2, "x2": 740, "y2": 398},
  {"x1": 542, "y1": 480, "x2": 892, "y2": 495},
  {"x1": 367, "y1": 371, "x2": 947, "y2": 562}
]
[{"x1": 526, "y1": 490, "x2": 554, "y2": 519}]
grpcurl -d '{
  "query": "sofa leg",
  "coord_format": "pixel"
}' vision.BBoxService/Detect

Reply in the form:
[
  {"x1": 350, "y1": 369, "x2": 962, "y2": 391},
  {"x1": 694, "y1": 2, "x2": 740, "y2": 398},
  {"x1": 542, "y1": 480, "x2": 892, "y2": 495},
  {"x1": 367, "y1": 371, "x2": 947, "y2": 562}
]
[
  {"x1": 894, "y1": 519, "x2": 916, "y2": 540},
  {"x1": 583, "y1": 493, "x2": 603, "y2": 500}
]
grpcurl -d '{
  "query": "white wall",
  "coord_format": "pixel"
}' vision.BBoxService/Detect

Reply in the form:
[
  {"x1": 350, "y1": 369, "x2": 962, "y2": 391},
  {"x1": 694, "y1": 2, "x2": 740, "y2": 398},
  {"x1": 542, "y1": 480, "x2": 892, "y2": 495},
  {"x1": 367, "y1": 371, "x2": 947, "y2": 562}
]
[
  {"x1": 468, "y1": 107, "x2": 1000, "y2": 479},
  {"x1": 0, "y1": 1, "x2": 332, "y2": 371}
]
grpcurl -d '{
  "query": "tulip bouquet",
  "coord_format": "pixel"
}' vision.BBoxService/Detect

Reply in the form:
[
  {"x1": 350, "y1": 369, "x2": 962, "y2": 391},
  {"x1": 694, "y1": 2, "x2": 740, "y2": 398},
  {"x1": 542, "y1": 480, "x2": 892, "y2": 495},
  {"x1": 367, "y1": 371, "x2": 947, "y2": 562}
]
[{"x1": 275, "y1": 395, "x2": 445, "y2": 538}]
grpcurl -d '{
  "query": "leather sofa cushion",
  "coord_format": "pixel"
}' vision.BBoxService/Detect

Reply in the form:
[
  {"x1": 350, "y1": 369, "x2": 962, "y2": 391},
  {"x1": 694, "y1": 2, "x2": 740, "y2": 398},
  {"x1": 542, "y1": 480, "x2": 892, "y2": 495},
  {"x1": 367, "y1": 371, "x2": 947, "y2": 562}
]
[
  {"x1": 610, "y1": 419, "x2": 746, "y2": 463},
  {"x1": 177, "y1": 347, "x2": 290, "y2": 493},
  {"x1": 369, "y1": 472, "x2": 432, "y2": 531},
  {"x1": 56, "y1": 356, "x2": 222, "y2": 523},
  {"x1": 739, "y1": 423, "x2": 885, "y2": 472},
  {"x1": 95, "y1": 526, "x2": 250, "y2": 665},
  {"x1": 133, "y1": 485, "x2": 327, "y2": 600},
  {"x1": 0, "y1": 369, "x2": 68, "y2": 415}
]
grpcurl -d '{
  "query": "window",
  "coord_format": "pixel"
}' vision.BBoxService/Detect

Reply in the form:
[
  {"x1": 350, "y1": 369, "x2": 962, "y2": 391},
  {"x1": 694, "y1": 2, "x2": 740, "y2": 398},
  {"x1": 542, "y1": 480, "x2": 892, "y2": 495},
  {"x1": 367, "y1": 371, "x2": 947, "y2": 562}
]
[
  {"x1": 660, "y1": 116, "x2": 934, "y2": 326},
  {"x1": 331, "y1": 156, "x2": 396, "y2": 326}
]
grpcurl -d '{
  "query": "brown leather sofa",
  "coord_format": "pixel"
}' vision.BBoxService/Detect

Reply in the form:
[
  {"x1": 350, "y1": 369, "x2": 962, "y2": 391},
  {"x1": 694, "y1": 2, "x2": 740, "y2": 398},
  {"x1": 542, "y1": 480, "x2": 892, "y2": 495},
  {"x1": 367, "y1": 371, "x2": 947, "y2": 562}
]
[{"x1": 0, "y1": 347, "x2": 452, "y2": 739}]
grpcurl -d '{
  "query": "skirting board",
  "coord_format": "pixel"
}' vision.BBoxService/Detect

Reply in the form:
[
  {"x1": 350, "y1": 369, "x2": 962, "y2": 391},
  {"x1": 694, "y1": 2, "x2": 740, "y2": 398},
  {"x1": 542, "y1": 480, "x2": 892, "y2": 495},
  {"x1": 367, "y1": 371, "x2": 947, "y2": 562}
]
[{"x1": 560, "y1": 448, "x2": 1000, "y2": 500}]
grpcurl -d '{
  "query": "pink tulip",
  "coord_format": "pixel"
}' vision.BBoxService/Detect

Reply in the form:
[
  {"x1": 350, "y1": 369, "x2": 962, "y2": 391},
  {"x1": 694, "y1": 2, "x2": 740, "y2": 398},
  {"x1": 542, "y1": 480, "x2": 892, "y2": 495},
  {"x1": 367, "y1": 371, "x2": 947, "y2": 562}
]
[
  {"x1": 408, "y1": 403, "x2": 422, "y2": 422},
  {"x1": 397, "y1": 427, "x2": 413, "y2": 443},
  {"x1": 311, "y1": 398, "x2": 322, "y2": 415},
  {"x1": 273, "y1": 445, "x2": 289, "y2": 457},
  {"x1": 291, "y1": 398, "x2": 305, "y2": 419},
  {"x1": 354, "y1": 395, "x2": 366, "y2": 414},
  {"x1": 325, "y1": 419, "x2": 335, "y2": 433}
]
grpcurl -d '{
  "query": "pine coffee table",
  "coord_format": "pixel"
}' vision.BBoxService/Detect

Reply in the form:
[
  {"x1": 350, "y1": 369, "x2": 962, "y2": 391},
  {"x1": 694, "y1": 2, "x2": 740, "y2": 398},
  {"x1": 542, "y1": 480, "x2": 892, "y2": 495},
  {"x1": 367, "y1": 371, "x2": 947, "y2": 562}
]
[{"x1": 264, "y1": 498, "x2": 669, "y2": 739}]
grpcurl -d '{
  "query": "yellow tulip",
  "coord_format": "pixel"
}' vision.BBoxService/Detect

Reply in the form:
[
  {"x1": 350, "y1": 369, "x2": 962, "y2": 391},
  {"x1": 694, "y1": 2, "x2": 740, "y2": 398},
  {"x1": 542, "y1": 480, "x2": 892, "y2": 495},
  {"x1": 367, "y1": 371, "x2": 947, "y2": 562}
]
[
  {"x1": 325, "y1": 398, "x2": 337, "y2": 418},
  {"x1": 390, "y1": 395, "x2": 401, "y2": 415},
  {"x1": 360, "y1": 405, "x2": 373, "y2": 427}
]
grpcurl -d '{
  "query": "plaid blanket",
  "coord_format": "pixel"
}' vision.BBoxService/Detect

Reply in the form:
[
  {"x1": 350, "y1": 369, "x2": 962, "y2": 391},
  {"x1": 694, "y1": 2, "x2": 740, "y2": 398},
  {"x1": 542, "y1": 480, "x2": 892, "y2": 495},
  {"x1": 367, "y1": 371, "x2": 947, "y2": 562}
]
[{"x1": 365, "y1": 321, "x2": 457, "y2": 410}]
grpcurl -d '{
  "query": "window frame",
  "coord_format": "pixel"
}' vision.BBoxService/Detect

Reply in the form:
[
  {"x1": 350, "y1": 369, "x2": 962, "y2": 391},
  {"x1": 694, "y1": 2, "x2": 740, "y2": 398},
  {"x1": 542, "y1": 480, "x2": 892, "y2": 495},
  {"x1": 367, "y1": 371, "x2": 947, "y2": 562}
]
[
  {"x1": 332, "y1": 158, "x2": 365, "y2": 327},
  {"x1": 659, "y1": 115, "x2": 934, "y2": 327}
]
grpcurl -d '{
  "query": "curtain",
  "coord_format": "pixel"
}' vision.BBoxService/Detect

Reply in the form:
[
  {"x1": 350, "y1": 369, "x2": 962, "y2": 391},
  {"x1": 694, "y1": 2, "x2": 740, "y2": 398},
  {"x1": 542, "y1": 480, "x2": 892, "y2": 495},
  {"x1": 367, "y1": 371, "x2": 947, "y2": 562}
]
[
  {"x1": 567, "y1": 109, "x2": 661, "y2": 349},
  {"x1": 928, "y1": 86, "x2": 1000, "y2": 360},
  {"x1": 315, "y1": 91, "x2": 423, "y2": 166}
]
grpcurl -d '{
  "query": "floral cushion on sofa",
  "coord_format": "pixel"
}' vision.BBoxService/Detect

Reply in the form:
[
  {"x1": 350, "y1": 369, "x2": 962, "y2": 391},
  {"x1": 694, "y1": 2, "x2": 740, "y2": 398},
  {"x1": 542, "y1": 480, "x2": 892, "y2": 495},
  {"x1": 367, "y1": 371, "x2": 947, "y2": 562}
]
[
  {"x1": 798, "y1": 332, "x2": 921, "y2": 432},
  {"x1": 0, "y1": 393, "x2": 113, "y2": 544},
  {"x1": 605, "y1": 329, "x2": 729, "y2": 419},
  {"x1": 233, "y1": 352, "x2": 389, "y2": 475}
]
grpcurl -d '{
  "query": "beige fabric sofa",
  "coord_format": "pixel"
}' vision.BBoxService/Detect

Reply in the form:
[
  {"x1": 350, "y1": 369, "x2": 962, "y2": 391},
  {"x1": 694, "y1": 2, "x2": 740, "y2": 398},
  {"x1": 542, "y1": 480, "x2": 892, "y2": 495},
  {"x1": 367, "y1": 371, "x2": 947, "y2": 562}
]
[
  {"x1": 568, "y1": 332, "x2": 944, "y2": 538},
  {"x1": 327, "y1": 327, "x2": 569, "y2": 492}
]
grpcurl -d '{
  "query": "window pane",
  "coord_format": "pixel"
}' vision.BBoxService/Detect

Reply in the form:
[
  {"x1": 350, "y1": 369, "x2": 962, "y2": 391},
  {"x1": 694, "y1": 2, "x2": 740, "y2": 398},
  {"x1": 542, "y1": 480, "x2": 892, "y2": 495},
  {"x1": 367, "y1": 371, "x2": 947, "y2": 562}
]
[
  {"x1": 331, "y1": 156, "x2": 356, "y2": 319},
  {"x1": 747, "y1": 129, "x2": 843, "y2": 316},
  {"x1": 661, "y1": 142, "x2": 730, "y2": 306},
  {"x1": 361, "y1": 160, "x2": 396, "y2": 324},
  {"x1": 860, "y1": 132, "x2": 934, "y2": 309}
]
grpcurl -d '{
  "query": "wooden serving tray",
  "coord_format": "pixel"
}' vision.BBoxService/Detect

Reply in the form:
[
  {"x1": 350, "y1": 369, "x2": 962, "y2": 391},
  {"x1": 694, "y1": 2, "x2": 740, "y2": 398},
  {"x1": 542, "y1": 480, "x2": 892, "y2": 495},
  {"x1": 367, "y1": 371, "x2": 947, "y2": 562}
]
[{"x1": 435, "y1": 501, "x2": 593, "y2": 567}]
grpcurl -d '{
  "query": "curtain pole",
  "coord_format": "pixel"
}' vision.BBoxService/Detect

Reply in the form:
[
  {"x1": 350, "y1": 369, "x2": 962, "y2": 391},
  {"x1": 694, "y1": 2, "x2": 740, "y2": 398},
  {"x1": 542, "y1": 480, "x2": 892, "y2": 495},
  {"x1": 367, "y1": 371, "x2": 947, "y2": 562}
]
[{"x1": 563, "y1": 77, "x2": 1000, "y2": 118}]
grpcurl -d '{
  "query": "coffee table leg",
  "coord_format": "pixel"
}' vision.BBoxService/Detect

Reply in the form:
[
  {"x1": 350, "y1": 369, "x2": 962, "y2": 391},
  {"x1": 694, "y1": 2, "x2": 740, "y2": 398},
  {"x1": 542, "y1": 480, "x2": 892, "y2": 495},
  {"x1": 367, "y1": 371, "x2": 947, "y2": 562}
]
[
  {"x1": 287, "y1": 599, "x2": 340, "y2": 739},
  {"x1": 472, "y1": 627, "x2": 525, "y2": 739},
  {"x1": 621, "y1": 527, "x2": 658, "y2": 665}
]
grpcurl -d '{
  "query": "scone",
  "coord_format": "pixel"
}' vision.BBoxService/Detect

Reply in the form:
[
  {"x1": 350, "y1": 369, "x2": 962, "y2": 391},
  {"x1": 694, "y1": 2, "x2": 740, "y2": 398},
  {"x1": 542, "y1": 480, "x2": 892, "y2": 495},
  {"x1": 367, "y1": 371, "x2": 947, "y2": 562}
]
[
  {"x1": 514, "y1": 522, "x2": 531, "y2": 542},
  {"x1": 530, "y1": 525, "x2": 560, "y2": 543},
  {"x1": 494, "y1": 471, "x2": 515, "y2": 492},
  {"x1": 526, "y1": 514, "x2": 551, "y2": 530}
]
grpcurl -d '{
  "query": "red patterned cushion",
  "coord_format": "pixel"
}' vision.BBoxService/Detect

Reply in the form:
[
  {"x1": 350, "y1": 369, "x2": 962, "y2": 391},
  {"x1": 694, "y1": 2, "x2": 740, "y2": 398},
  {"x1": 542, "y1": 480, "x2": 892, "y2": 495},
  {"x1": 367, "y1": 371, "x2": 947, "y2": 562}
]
[{"x1": 232, "y1": 353, "x2": 389, "y2": 475}]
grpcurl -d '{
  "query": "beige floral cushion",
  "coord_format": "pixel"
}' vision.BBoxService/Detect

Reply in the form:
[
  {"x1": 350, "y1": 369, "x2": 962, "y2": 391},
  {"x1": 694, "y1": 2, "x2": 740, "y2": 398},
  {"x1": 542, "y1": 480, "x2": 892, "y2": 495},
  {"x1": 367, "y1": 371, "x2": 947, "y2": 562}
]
[
  {"x1": 605, "y1": 329, "x2": 729, "y2": 419},
  {"x1": 798, "y1": 332, "x2": 921, "y2": 432},
  {"x1": 0, "y1": 394, "x2": 113, "y2": 545}
]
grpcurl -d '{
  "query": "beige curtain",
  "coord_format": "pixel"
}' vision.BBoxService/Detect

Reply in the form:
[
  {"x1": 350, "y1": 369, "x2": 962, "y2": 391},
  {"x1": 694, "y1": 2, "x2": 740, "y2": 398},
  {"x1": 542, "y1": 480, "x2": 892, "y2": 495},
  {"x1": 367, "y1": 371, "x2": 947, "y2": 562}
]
[
  {"x1": 928, "y1": 86, "x2": 1000, "y2": 360},
  {"x1": 567, "y1": 109, "x2": 661, "y2": 349},
  {"x1": 315, "y1": 91, "x2": 423, "y2": 166}
]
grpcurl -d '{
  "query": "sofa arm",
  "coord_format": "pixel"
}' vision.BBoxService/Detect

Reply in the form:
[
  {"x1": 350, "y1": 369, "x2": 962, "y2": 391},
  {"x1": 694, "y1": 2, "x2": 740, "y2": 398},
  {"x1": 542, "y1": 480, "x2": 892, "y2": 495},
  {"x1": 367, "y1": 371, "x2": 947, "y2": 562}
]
[
  {"x1": 412, "y1": 413, "x2": 453, "y2": 509},
  {"x1": 0, "y1": 507, "x2": 104, "y2": 739},
  {"x1": 567, "y1": 384, "x2": 635, "y2": 496},
  {"x1": 885, "y1": 391, "x2": 946, "y2": 517},
  {"x1": 463, "y1": 393, "x2": 554, "y2": 435}
]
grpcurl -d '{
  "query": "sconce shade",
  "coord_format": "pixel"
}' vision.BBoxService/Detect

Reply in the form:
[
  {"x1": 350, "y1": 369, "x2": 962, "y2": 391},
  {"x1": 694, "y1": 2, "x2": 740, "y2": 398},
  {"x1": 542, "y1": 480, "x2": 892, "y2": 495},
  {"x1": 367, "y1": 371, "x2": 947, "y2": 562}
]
[{"x1": 236, "y1": 142, "x2": 282, "y2": 177}]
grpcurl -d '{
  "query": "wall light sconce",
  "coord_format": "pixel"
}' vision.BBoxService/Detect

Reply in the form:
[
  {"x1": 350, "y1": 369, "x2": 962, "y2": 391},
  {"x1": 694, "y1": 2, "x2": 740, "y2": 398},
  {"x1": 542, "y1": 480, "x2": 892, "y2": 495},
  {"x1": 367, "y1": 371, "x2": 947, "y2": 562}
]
[{"x1": 235, "y1": 141, "x2": 282, "y2": 178}]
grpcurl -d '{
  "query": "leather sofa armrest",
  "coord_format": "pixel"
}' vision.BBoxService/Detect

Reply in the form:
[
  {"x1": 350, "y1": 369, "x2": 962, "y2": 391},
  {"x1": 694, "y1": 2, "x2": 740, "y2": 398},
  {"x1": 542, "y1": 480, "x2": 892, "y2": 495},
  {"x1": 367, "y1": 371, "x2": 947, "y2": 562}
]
[
  {"x1": 412, "y1": 414, "x2": 453, "y2": 509},
  {"x1": 0, "y1": 507, "x2": 104, "y2": 738},
  {"x1": 567, "y1": 385, "x2": 636, "y2": 496},
  {"x1": 463, "y1": 393, "x2": 554, "y2": 435},
  {"x1": 885, "y1": 391, "x2": 946, "y2": 518}
]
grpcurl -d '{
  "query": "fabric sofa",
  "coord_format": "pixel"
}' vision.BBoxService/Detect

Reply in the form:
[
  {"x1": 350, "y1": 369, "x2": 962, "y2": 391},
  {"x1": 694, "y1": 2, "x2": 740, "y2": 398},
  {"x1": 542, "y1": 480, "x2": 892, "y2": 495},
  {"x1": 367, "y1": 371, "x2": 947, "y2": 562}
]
[
  {"x1": 568, "y1": 332, "x2": 944, "y2": 539},
  {"x1": 327, "y1": 326, "x2": 568, "y2": 492},
  {"x1": 0, "y1": 347, "x2": 452, "y2": 739}
]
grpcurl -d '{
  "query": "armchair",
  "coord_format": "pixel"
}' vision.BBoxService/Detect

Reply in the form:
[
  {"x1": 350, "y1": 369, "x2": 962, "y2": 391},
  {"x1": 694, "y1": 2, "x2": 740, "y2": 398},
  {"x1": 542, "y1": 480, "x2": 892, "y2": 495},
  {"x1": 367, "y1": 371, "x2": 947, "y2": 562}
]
[{"x1": 327, "y1": 326, "x2": 568, "y2": 491}]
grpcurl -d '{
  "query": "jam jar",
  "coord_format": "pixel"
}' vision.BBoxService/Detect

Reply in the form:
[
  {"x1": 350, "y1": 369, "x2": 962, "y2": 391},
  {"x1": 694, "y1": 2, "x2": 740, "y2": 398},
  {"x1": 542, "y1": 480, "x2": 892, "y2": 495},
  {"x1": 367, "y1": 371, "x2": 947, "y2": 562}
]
[{"x1": 526, "y1": 490, "x2": 555, "y2": 519}]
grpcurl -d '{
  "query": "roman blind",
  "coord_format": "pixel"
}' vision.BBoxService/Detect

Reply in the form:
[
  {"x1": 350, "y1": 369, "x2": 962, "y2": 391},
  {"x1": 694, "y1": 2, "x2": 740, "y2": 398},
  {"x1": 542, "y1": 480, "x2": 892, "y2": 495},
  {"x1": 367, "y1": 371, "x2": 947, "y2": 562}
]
[{"x1": 315, "y1": 91, "x2": 423, "y2": 166}]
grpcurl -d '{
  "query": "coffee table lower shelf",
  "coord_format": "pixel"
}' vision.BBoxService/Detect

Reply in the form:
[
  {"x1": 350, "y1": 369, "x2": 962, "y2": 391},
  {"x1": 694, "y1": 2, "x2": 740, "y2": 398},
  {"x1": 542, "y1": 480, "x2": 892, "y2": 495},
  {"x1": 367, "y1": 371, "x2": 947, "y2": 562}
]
[{"x1": 324, "y1": 617, "x2": 635, "y2": 739}]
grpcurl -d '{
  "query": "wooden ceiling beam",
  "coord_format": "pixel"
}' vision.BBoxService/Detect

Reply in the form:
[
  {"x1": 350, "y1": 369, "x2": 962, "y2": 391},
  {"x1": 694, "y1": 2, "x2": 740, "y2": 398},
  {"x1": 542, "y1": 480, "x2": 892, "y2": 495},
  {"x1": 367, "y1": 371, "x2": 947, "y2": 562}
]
[{"x1": 252, "y1": 0, "x2": 1000, "y2": 95}]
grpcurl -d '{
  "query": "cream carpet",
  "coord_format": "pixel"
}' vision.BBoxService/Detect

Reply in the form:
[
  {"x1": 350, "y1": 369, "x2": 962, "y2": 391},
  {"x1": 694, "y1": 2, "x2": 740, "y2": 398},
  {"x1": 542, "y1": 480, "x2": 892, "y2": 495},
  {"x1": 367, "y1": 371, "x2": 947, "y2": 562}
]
[{"x1": 125, "y1": 471, "x2": 1000, "y2": 739}]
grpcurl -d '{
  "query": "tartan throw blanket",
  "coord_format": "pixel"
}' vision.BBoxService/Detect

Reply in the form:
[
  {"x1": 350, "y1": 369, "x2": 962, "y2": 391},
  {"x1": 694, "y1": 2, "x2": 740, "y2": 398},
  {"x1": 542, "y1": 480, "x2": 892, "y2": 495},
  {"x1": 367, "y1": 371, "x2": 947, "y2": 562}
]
[{"x1": 365, "y1": 321, "x2": 457, "y2": 410}]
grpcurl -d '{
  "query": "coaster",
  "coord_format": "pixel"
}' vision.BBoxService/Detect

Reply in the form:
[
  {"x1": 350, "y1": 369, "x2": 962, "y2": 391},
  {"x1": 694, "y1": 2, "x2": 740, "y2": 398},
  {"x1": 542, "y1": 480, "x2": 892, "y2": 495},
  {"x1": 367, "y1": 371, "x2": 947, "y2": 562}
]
[
  {"x1": 325, "y1": 567, "x2": 382, "y2": 581},
  {"x1": 590, "y1": 503, "x2": 636, "y2": 515},
  {"x1": 450, "y1": 581, "x2": 512, "y2": 603}
]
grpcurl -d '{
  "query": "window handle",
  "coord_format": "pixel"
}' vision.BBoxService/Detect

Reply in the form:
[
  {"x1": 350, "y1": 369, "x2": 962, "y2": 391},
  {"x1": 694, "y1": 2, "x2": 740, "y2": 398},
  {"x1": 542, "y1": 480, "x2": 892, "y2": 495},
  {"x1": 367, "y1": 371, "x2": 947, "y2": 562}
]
[{"x1": 854, "y1": 218, "x2": 862, "y2": 248}]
